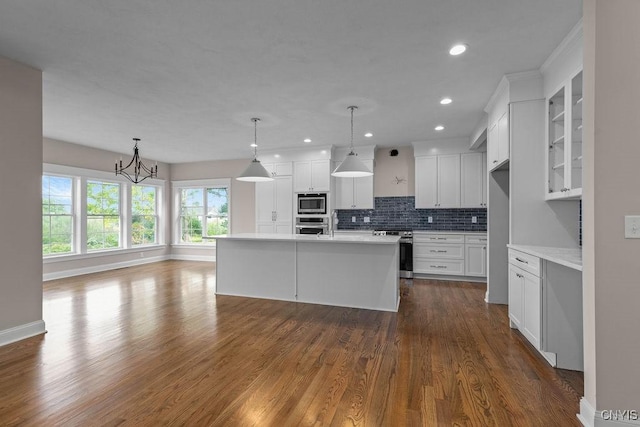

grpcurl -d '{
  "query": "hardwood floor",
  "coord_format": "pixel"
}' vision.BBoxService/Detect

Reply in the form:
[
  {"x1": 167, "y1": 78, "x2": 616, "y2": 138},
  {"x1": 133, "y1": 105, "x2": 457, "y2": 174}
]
[{"x1": 0, "y1": 261, "x2": 583, "y2": 426}]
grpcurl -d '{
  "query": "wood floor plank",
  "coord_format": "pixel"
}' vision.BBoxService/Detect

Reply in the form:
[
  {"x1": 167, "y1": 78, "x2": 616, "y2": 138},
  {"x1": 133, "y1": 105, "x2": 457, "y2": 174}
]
[{"x1": 0, "y1": 261, "x2": 583, "y2": 426}]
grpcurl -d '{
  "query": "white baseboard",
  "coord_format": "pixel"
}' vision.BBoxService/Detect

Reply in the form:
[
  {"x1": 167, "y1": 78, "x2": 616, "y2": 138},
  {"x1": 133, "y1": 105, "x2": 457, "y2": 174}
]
[
  {"x1": 170, "y1": 254, "x2": 216, "y2": 262},
  {"x1": 0, "y1": 320, "x2": 46, "y2": 347},
  {"x1": 579, "y1": 398, "x2": 640, "y2": 427},
  {"x1": 43, "y1": 255, "x2": 169, "y2": 281}
]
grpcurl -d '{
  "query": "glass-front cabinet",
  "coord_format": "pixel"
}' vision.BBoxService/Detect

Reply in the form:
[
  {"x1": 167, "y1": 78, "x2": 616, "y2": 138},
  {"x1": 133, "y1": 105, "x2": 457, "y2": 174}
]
[{"x1": 546, "y1": 69, "x2": 583, "y2": 200}]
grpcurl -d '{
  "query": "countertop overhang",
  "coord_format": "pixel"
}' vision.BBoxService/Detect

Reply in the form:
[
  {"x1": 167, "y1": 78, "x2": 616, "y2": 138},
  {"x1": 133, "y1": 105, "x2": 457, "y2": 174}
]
[{"x1": 215, "y1": 233, "x2": 400, "y2": 245}]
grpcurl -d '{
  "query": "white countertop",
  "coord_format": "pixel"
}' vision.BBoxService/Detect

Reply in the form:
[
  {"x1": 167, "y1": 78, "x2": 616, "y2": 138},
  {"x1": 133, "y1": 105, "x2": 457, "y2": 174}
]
[
  {"x1": 413, "y1": 230, "x2": 487, "y2": 235},
  {"x1": 215, "y1": 233, "x2": 400, "y2": 245},
  {"x1": 507, "y1": 244, "x2": 582, "y2": 271}
]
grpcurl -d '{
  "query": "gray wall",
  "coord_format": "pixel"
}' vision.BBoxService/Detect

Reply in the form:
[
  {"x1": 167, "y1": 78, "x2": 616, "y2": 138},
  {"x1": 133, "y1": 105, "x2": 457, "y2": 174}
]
[
  {"x1": 583, "y1": 0, "x2": 640, "y2": 410},
  {"x1": 0, "y1": 56, "x2": 44, "y2": 337}
]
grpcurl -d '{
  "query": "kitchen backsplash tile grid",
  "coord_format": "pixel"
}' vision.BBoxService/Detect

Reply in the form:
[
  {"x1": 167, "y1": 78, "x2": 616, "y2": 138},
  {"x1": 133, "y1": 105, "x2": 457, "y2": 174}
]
[{"x1": 336, "y1": 196, "x2": 487, "y2": 231}]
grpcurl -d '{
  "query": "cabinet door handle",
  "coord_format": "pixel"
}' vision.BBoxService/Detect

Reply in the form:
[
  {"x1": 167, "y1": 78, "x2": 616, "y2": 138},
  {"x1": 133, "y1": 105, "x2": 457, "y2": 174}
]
[
  {"x1": 515, "y1": 257, "x2": 528, "y2": 264},
  {"x1": 516, "y1": 273, "x2": 523, "y2": 278},
  {"x1": 493, "y1": 160, "x2": 498, "y2": 163}
]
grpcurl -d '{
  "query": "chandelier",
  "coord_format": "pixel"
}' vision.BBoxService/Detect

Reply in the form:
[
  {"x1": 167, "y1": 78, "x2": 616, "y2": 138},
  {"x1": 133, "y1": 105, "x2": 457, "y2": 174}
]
[{"x1": 115, "y1": 138, "x2": 158, "y2": 184}]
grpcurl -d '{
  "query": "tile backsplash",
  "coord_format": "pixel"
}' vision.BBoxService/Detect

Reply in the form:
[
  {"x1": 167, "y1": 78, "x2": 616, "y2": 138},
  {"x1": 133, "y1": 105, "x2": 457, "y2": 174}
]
[{"x1": 335, "y1": 196, "x2": 487, "y2": 231}]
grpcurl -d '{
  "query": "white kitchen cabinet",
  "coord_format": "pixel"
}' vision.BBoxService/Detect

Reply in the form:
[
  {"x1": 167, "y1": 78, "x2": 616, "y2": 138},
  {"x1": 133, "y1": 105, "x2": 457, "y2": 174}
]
[
  {"x1": 334, "y1": 159, "x2": 374, "y2": 209},
  {"x1": 546, "y1": 69, "x2": 583, "y2": 200},
  {"x1": 461, "y1": 152, "x2": 487, "y2": 208},
  {"x1": 415, "y1": 155, "x2": 460, "y2": 208},
  {"x1": 464, "y1": 234, "x2": 487, "y2": 277},
  {"x1": 294, "y1": 159, "x2": 330, "y2": 193},
  {"x1": 262, "y1": 161, "x2": 292, "y2": 177},
  {"x1": 414, "y1": 233, "x2": 485, "y2": 277},
  {"x1": 255, "y1": 176, "x2": 293, "y2": 234},
  {"x1": 414, "y1": 234, "x2": 465, "y2": 277},
  {"x1": 487, "y1": 111, "x2": 509, "y2": 171},
  {"x1": 508, "y1": 249, "x2": 542, "y2": 350}
]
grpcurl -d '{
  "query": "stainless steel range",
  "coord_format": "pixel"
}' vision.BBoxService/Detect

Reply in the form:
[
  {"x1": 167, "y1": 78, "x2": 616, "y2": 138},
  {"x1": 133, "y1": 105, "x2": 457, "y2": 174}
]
[{"x1": 373, "y1": 230, "x2": 413, "y2": 278}]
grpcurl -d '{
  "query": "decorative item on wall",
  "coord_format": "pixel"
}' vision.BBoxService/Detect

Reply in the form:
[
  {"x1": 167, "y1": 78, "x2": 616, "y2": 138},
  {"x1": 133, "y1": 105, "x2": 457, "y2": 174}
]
[
  {"x1": 115, "y1": 138, "x2": 158, "y2": 184},
  {"x1": 332, "y1": 106, "x2": 373, "y2": 178},
  {"x1": 394, "y1": 176, "x2": 406, "y2": 185},
  {"x1": 237, "y1": 118, "x2": 274, "y2": 182}
]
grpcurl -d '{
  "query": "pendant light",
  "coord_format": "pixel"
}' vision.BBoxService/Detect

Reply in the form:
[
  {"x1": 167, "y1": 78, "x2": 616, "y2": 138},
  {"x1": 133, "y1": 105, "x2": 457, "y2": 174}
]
[
  {"x1": 331, "y1": 106, "x2": 373, "y2": 178},
  {"x1": 236, "y1": 118, "x2": 274, "y2": 182}
]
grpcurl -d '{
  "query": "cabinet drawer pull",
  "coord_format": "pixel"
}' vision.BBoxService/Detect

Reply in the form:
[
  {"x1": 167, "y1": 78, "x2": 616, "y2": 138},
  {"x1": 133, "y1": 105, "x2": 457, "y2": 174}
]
[
  {"x1": 430, "y1": 237, "x2": 447, "y2": 240},
  {"x1": 516, "y1": 273, "x2": 523, "y2": 278},
  {"x1": 430, "y1": 250, "x2": 447, "y2": 253},
  {"x1": 430, "y1": 265, "x2": 447, "y2": 269},
  {"x1": 515, "y1": 257, "x2": 528, "y2": 264}
]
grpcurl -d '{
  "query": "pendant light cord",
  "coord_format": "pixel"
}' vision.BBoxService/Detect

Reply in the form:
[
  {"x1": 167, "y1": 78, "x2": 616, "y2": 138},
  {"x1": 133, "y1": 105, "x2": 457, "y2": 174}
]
[
  {"x1": 348, "y1": 105, "x2": 357, "y2": 153},
  {"x1": 252, "y1": 117, "x2": 260, "y2": 159}
]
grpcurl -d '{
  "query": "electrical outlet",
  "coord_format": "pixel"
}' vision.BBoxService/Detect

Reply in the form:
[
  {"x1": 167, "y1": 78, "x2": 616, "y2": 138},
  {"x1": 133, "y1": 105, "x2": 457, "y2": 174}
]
[
  {"x1": 625, "y1": 216, "x2": 640, "y2": 238},
  {"x1": 428, "y1": 216, "x2": 433, "y2": 223},
  {"x1": 472, "y1": 216, "x2": 477, "y2": 223},
  {"x1": 352, "y1": 216, "x2": 356, "y2": 223},
  {"x1": 364, "y1": 217, "x2": 370, "y2": 223}
]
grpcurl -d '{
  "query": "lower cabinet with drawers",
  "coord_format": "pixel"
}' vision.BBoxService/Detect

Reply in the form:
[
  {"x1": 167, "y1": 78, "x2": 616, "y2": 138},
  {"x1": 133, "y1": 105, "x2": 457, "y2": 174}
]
[{"x1": 413, "y1": 232, "x2": 486, "y2": 278}]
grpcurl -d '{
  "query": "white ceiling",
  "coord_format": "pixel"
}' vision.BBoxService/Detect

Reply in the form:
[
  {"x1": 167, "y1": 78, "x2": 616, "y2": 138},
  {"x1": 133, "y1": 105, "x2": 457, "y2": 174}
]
[{"x1": 0, "y1": 0, "x2": 582, "y2": 163}]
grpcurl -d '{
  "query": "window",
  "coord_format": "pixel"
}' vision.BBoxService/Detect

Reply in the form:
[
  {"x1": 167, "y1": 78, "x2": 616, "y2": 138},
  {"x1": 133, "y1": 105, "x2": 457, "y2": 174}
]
[
  {"x1": 42, "y1": 175, "x2": 74, "y2": 255},
  {"x1": 86, "y1": 180, "x2": 121, "y2": 251},
  {"x1": 178, "y1": 184, "x2": 229, "y2": 244},
  {"x1": 131, "y1": 185, "x2": 157, "y2": 246}
]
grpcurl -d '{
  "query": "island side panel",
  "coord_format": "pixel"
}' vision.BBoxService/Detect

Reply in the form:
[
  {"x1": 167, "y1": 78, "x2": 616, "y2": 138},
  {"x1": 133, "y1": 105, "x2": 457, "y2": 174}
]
[
  {"x1": 295, "y1": 242, "x2": 399, "y2": 312},
  {"x1": 215, "y1": 239, "x2": 296, "y2": 302}
]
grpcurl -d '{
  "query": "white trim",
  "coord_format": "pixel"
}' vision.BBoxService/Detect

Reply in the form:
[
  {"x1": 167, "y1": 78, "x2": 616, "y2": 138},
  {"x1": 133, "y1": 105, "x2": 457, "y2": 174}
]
[
  {"x1": 0, "y1": 320, "x2": 46, "y2": 347},
  {"x1": 579, "y1": 398, "x2": 640, "y2": 427},
  {"x1": 44, "y1": 163, "x2": 165, "y2": 186},
  {"x1": 43, "y1": 255, "x2": 169, "y2": 281},
  {"x1": 43, "y1": 244, "x2": 168, "y2": 263},
  {"x1": 171, "y1": 178, "x2": 231, "y2": 188},
  {"x1": 540, "y1": 19, "x2": 584, "y2": 74},
  {"x1": 170, "y1": 254, "x2": 216, "y2": 262}
]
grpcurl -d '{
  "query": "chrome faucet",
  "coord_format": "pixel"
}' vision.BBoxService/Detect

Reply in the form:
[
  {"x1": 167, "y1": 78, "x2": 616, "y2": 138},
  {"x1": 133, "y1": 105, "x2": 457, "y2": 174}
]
[{"x1": 330, "y1": 210, "x2": 338, "y2": 237}]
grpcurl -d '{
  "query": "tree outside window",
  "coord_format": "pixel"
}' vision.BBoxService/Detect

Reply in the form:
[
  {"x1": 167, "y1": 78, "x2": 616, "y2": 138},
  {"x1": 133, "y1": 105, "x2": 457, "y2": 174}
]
[
  {"x1": 87, "y1": 181, "x2": 121, "y2": 250},
  {"x1": 132, "y1": 185, "x2": 157, "y2": 246},
  {"x1": 42, "y1": 175, "x2": 73, "y2": 255}
]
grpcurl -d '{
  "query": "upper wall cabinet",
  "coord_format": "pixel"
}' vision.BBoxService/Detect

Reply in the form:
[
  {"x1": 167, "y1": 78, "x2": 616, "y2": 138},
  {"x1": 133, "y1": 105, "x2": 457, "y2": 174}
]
[
  {"x1": 487, "y1": 110, "x2": 509, "y2": 171},
  {"x1": 293, "y1": 159, "x2": 330, "y2": 193},
  {"x1": 461, "y1": 152, "x2": 487, "y2": 208},
  {"x1": 262, "y1": 161, "x2": 293, "y2": 178},
  {"x1": 415, "y1": 154, "x2": 461, "y2": 209},
  {"x1": 334, "y1": 159, "x2": 374, "y2": 209},
  {"x1": 546, "y1": 69, "x2": 583, "y2": 200}
]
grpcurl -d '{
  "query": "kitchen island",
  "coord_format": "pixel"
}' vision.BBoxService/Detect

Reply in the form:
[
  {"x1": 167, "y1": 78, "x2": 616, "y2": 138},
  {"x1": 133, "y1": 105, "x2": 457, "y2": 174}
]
[{"x1": 214, "y1": 233, "x2": 400, "y2": 312}]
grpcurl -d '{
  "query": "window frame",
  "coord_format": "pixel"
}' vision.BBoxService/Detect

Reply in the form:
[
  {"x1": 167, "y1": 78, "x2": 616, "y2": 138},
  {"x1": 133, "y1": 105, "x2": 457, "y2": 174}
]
[
  {"x1": 42, "y1": 173, "x2": 76, "y2": 257},
  {"x1": 43, "y1": 163, "x2": 166, "y2": 262},
  {"x1": 86, "y1": 179, "x2": 123, "y2": 252},
  {"x1": 130, "y1": 184, "x2": 159, "y2": 247},
  {"x1": 172, "y1": 179, "x2": 231, "y2": 247}
]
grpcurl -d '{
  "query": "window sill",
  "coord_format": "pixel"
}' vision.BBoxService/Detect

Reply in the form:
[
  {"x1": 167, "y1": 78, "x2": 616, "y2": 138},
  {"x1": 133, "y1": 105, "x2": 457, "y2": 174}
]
[
  {"x1": 43, "y1": 244, "x2": 168, "y2": 263},
  {"x1": 171, "y1": 243, "x2": 217, "y2": 249}
]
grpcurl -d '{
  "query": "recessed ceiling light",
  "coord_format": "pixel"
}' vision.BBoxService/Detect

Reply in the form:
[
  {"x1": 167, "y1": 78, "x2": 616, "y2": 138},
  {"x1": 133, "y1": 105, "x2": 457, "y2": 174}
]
[
  {"x1": 274, "y1": 154, "x2": 280, "y2": 158},
  {"x1": 303, "y1": 138, "x2": 312, "y2": 143},
  {"x1": 449, "y1": 44, "x2": 468, "y2": 56},
  {"x1": 364, "y1": 132, "x2": 373, "y2": 138},
  {"x1": 435, "y1": 125, "x2": 445, "y2": 131},
  {"x1": 250, "y1": 143, "x2": 258, "y2": 147},
  {"x1": 440, "y1": 97, "x2": 452, "y2": 105}
]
